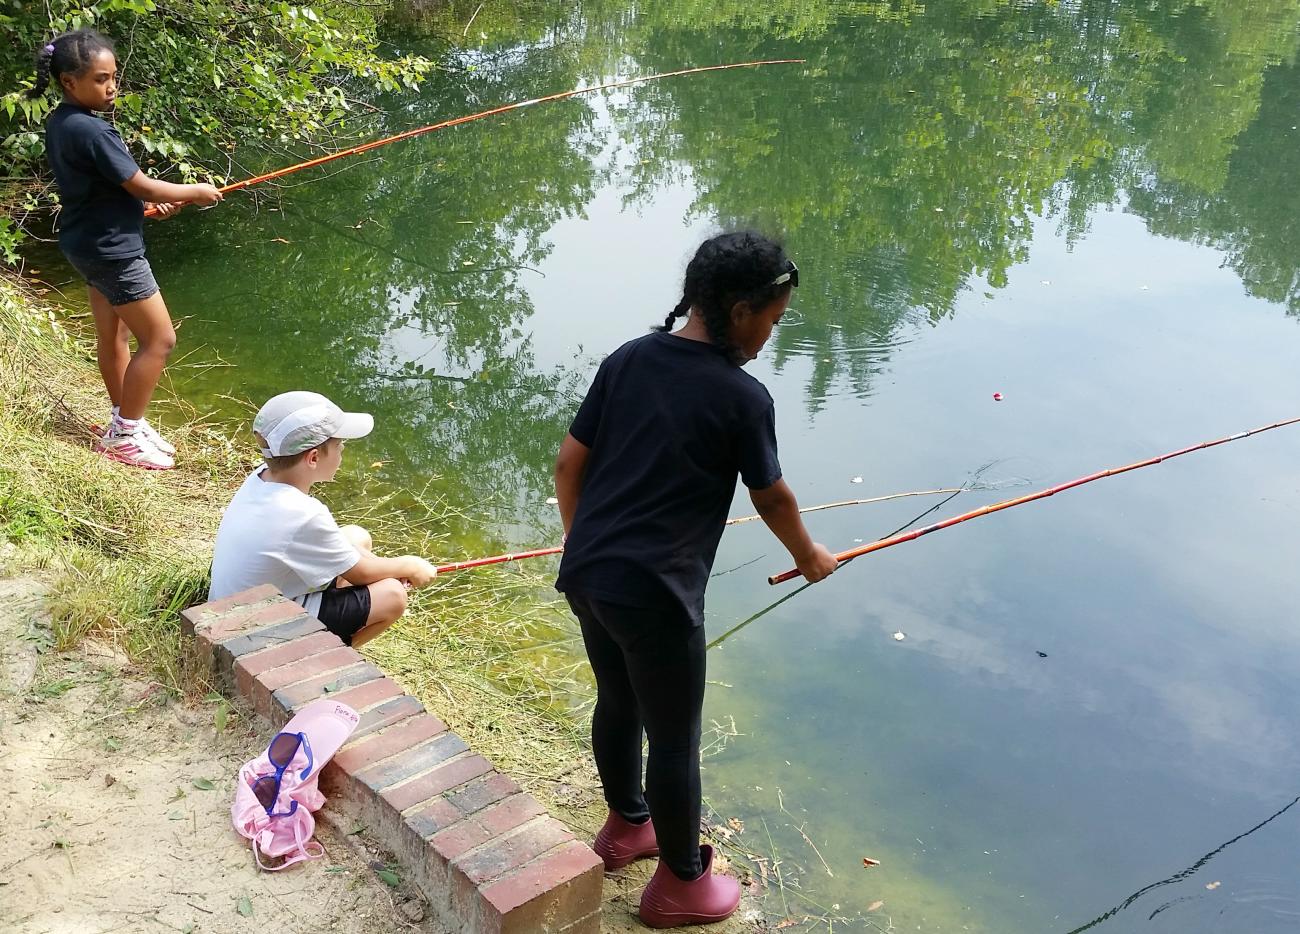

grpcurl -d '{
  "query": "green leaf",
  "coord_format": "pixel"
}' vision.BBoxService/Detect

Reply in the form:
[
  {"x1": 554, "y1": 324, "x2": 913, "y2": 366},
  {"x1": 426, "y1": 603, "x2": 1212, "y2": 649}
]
[
  {"x1": 322, "y1": 680, "x2": 340, "y2": 693},
  {"x1": 169, "y1": 787, "x2": 186, "y2": 802},
  {"x1": 104, "y1": 737, "x2": 121, "y2": 751},
  {"x1": 237, "y1": 895, "x2": 253, "y2": 917},
  {"x1": 192, "y1": 777, "x2": 215, "y2": 791},
  {"x1": 167, "y1": 809, "x2": 184, "y2": 820},
  {"x1": 375, "y1": 868, "x2": 400, "y2": 887},
  {"x1": 214, "y1": 701, "x2": 229, "y2": 734}
]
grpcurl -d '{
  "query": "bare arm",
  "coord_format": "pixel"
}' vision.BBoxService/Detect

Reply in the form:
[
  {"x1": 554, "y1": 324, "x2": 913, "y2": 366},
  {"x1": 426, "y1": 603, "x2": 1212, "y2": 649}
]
[
  {"x1": 121, "y1": 171, "x2": 223, "y2": 206},
  {"x1": 750, "y1": 479, "x2": 838, "y2": 582},
  {"x1": 341, "y1": 552, "x2": 436, "y2": 588},
  {"x1": 554, "y1": 432, "x2": 591, "y2": 536}
]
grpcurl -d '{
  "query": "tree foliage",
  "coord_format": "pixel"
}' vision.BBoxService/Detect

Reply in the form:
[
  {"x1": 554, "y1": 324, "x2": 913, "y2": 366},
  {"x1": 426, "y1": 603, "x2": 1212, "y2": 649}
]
[{"x1": 0, "y1": 0, "x2": 436, "y2": 257}]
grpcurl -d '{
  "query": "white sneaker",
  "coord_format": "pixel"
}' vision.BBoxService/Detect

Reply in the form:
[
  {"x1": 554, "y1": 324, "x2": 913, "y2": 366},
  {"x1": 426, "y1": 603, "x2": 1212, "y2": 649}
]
[
  {"x1": 139, "y1": 418, "x2": 176, "y2": 457},
  {"x1": 95, "y1": 427, "x2": 175, "y2": 471}
]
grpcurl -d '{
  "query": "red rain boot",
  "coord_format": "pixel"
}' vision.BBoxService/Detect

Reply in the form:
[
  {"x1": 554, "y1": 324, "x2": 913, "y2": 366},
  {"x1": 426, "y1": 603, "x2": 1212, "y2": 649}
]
[
  {"x1": 638, "y1": 844, "x2": 741, "y2": 928},
  {"x1": 593, "y1": 811, "x2": 659, "y2": 871}
]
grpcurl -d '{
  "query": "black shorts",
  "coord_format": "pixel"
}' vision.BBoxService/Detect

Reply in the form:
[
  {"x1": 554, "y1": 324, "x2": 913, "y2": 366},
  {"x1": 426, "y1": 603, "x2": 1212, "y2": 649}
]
[
  {"x1": 66, "y1": 253, "x2": 160, "y2": 306},
  {"x1": 314, "y1": 582, "x2": 372, "y2": 646}
]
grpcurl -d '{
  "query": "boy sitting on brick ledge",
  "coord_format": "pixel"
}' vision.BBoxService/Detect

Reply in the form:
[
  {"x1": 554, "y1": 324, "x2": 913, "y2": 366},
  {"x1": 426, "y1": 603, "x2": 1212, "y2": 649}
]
[{"x1": 209, "y1": 391, "x2": 437, "y2": 647}]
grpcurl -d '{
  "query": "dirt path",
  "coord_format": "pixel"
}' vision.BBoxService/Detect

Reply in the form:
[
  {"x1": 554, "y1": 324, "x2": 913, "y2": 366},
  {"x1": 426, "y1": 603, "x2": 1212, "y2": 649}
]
[
  {"x1": 0, "y1": 574, "x2": 769, "y2": 933},
  {"x1": 0, "y1": 576, "x2": 443, "y2": 934}
]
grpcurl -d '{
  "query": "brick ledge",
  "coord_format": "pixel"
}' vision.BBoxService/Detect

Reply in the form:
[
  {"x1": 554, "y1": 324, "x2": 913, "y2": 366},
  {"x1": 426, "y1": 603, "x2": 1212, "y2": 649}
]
[{"x1": 183, "y1": 585, "x2": 602, "y2": 934}]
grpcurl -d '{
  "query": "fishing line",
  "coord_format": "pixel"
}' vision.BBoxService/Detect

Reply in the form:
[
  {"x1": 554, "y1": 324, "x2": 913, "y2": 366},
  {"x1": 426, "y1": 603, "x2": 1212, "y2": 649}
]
[
  {"x1": 1064, "y1": 793, "x2": 1300, "y2": 933},
  {"x1": 705, "y1": 461, "x2": 1012, "y2": 650}
]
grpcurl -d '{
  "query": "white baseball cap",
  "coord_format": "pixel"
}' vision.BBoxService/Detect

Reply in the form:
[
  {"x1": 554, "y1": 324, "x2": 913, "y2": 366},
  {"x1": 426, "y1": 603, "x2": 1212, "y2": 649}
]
[{"x1": 253, "y1": 391, "x2": 374, "y2": 458}]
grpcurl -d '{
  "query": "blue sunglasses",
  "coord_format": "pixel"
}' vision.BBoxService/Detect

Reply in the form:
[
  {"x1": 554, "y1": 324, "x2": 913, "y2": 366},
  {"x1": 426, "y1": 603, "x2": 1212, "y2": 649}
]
[{"x1": 251, "y1": 730, "x2": 314, "y2": 817}]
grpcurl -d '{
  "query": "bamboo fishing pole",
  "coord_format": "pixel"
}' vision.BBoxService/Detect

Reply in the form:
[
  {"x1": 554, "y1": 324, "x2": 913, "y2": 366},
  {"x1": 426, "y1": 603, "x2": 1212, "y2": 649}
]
[
  {"x1": 432, "y1": 487, "x2": 963, "y2": 575},
  {"x1": 144, "y1": 59, "x2": 803, "y2": 217},
  {"x1": 767, "y1": 416, "x2": 1300, "y2": 586}
]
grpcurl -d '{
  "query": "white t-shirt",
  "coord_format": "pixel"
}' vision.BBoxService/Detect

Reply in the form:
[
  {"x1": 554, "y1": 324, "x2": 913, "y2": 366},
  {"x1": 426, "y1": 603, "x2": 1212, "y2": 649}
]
[{"x1": 209, "y1": 468, "x2": 360, "y2": 615}]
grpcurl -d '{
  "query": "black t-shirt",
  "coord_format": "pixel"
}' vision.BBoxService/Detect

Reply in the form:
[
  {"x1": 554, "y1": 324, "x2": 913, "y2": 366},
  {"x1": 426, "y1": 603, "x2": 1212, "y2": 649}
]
[
  {"x1": 556, "y1": 331, "x2": 783, "y2": 623},
  {"x1": 45, "y1": 103, "x2": 145, "y2": 261}
]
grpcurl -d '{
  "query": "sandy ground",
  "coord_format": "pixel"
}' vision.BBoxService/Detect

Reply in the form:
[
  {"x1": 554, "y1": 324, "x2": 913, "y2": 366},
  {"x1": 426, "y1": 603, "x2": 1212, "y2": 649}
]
[
  {"x1": 0, "y1": 573, "x2": 767, "y2": 934},
  {"x1": 0, "y1": 577, "x2": 443, "y2": 934}
]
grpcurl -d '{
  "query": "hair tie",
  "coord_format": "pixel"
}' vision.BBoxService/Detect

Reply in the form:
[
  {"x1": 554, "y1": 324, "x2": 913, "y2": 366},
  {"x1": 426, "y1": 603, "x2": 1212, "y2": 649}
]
[{"x1": 44, "y1": 43, "x2": 55, "y2": 53}]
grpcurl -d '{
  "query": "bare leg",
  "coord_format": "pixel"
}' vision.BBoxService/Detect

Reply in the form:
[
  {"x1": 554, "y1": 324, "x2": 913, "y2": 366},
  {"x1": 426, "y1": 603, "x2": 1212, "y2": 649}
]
[
  {"x1": 350, "y1": 578, "x2": 408, "y2": 648},
  {"x1": 89, "y1": 287, "x2": 130, "y2": 407},
  {"x1": 109, "y1": 291, "x2": 176, "y2": 420},
  {"x1": 334, "y1": 526, "x2": 408, "y2": 647}
]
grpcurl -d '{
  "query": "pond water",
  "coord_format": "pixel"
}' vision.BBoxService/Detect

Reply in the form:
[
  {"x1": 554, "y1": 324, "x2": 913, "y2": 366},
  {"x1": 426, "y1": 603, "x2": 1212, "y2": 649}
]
[{"x1": 30, "y1": 1, "x2": 1300, "y2": 930}]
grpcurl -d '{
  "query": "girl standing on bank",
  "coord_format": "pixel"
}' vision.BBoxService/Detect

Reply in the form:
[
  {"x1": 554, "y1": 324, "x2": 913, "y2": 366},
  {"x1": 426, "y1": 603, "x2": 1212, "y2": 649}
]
[
  {"x1": 554, "y1": 231, "x2": 838, "y2": 928},
  {"x1": 29, "y1": 29, "x2": 222, "y2": 470}
]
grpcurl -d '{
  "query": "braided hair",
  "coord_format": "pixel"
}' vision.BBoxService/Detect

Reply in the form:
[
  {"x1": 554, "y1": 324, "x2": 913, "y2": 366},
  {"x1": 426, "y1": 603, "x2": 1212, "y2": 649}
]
[
  {"x1": 656, "y1": 231, "x2": 794, "y2": 363},
  {"x1": 27, "y1": 30, "x2": 116, "y2": 100}
]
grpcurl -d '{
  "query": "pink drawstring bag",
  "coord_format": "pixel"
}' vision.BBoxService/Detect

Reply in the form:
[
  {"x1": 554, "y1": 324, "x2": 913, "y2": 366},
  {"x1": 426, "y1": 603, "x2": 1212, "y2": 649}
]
[{"x1": 232, "y1": 699, "x2": 360, "y2": 871}]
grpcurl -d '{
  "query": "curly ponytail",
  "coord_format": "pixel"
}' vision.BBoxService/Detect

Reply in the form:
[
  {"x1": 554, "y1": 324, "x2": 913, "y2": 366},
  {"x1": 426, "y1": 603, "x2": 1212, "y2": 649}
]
[
  {"x1": 654, "y1": 231, "x2": 795, "y2": 363},
  {"x1": 26, "y1": 30, "x2": 116, "y2": 100}
]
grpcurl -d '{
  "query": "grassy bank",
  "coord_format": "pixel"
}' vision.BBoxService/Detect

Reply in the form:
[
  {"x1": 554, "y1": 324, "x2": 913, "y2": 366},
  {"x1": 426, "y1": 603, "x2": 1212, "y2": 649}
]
[{"x1": 0, "y1": 271, "x2": 588, "y2": 783}]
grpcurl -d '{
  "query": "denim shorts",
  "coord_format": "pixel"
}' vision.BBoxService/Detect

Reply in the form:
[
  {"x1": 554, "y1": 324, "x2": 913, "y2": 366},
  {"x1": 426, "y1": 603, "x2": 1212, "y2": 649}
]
[{"x1": 66, "y1": 254, "x2": 159, "y2": 306}]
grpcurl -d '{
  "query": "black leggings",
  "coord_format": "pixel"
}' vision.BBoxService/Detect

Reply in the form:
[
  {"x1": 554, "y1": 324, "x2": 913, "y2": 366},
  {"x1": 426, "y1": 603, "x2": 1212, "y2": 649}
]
[{"x1": 566, "y1": 591, "x2": 706, "y2": 880}]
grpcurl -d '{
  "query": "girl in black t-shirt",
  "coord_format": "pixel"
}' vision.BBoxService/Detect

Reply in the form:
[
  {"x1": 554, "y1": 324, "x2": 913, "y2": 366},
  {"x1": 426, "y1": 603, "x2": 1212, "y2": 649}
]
[
  {"x1": 554, "y1": 231, "x2": 838, "y2": 928},
  {"x1": 29, "y1": 30, "x2": 222, "y2": 470}
]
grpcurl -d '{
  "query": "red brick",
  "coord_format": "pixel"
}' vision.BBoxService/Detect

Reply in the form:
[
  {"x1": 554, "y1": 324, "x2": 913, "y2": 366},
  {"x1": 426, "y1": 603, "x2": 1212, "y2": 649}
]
[
  {"x1": 218, "y1": 615, "x2": 325, "y2": 663},
  {"x1": 334, "y1": 714, "x2": 447, "y2": 773},
  {"x1": 356, "y1": 732, "x2": 469, "y2": 791},
  {"x1": 454, "y1": 817, "x2": 575, "y2": 885},
  {"x1": 405, "y1": 797, "x2": 464, "y2": 840},
  {"x1": 236, "y1": 631, "x2": 343, "y2": 680},
  {"x1": 556, "y1": 911, "x2": 600, "y2": 934},
  {"x1": 448, "y1": 772, "x2": 521, "y2": 816},
  {"x1": 382, "y1": 755, "x2": 493, "y2": 813},
  {"x1": 325, "y1": 676, "x2": 403, "y2": 714},
  {"x1": 352, "y1": 694, "x2": 424, "y2": 739},
  {"x1": 182, "y1": 584, "x2": 279, "y2": 634},
  {"x1": 430, "y1": 820, "x2": 492, "y2": 861},
  {"x1": 271, "y1": 661, "x2": 382, "y2": 712},
  {"x1": 200, "y1": 597, "x2": 305, "y2": 642},
  {"x1": 477, "y1": 794, "x2": 546, "y2": 837},
  {"x1": 260, "y1": 646, "x2": 362, "y2": 692},
  {"x1": 481, "y1": 840, "x2": 603, "y2": 928}
]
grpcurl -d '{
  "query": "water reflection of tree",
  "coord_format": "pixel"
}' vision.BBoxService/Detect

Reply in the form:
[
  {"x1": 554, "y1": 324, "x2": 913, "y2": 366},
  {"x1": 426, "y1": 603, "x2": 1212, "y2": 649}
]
[
  {"x1": 597, "y1": 0, "x2": 1300, "y2": 403},
  {"x1": 153, "y1": 40, "x2": 600, "y2": 534}
]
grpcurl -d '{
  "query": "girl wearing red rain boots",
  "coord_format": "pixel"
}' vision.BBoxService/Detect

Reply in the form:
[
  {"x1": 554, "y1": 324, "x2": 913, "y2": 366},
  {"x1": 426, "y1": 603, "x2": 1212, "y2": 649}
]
[{"x1": 554, "y1": 231, "x2": 838, "y2": 927}]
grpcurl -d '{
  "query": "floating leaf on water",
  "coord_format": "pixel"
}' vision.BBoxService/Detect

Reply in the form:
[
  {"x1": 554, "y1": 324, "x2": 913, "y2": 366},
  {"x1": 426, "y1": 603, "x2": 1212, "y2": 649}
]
[
  {"x1": 863, "y1": 856, "x2": 881, "y2": 867},
  {"x1": 461, "y1": 260, "x2": 475, "y2": 266},
  {"x1": 726, "y1": 817, "x2": 745, "y2": 833},
  {"x1": 370, "y1": 461, "x2": 385, "y2": 469},
  {"x1": 237, "y1": 895, "x2": 253, "y2": 917},
  {"x1": 270, "y1": 237, "x2": 290, "y2": 244},
  {"x1": 868, "y1": 900, "x2": 885, "y2": 912}
]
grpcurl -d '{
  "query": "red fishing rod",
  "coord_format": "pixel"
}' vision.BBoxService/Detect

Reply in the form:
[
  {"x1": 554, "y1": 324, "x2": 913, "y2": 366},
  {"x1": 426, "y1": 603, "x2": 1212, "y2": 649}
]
[
  {"x1": 768, "y1": 416, "x2": 1300, "y2": 585},
  {"x1": 433, "y1": 488, "x2": 965, "y2": 575},
  {"x1": 144, "y1": 59, "x2": 803, "y2": 217}
]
